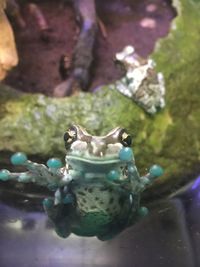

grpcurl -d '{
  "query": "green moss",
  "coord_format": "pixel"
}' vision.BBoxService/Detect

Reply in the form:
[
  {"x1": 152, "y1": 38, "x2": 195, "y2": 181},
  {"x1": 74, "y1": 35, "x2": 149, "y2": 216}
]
[{"x1": 148, "y1": 0, "x2": 200, "y2": 193}]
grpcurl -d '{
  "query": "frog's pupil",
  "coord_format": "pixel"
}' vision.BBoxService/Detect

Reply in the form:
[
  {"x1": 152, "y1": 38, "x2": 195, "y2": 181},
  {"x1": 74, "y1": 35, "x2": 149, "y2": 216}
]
[
  {"x1": 64, "y1": 130, "x2": 76, "y2": 142},
  {"x1": 124, "y1": 135, "x2": 132, "y2": 146},
  {"x1": 121, "y1": 132, "x2": 132, "y2": 147},
  {"x1": 64, "y1": 132, "x2": 70, "y2": 142},
  {"x1": 64, "y1": 130, "x2": 77, "y2": 149}
]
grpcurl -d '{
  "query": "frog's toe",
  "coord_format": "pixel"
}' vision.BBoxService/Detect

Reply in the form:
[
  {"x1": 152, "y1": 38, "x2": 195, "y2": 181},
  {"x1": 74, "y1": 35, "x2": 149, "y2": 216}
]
[
  {"x1": 43, "y1": 198, "x2": 60, "y2": 222},
  {"x1": 43, "y1": 198, "x2": 54, "y2": 210},
  {"x1": 137, "y1": 206, "x2": 149, "y2": 218}
]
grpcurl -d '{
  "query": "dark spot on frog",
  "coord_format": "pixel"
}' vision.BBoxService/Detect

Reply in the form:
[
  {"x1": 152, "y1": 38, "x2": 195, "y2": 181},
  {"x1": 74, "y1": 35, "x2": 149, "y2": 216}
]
[
  {"x1": 77, "y1": 191, "x2": 86, "y2": 196},
  {"x1": 109, "y1": 197, "x2": 114, "y2": 204},
  {"x1": 88, "y1": 188, "x2": 93, "y2": 193},
  {"x1": 95, "y1": 197, "x2": 99, "y2": 201},
  {"x1": 113, "y1": 207, "x2": 119, "y2": 213},
  {"x1": 118, "y1": 196, "x2": 124, "y2": 206},
  {"x1": 108, "y1": 188, "x2": 113, "y2": 193},
  {"x1": 78, "y1": 201, "x2": 84, "y2": 207},
  {"x1": 82, "y1": 198, "x2": 87, "y2": 203},
  {"x1": 91, "y1": 205, "x2": 97, "y2": 209},
  {"x1": 100, "y1": 187, "x2": 107, "y2": 191}
]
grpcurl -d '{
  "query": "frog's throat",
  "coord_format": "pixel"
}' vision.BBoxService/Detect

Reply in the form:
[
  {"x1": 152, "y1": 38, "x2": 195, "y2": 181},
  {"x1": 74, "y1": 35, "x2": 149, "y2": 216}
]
[{"x1": 66, "y1": 155, "x2": 122, "y2": 165}]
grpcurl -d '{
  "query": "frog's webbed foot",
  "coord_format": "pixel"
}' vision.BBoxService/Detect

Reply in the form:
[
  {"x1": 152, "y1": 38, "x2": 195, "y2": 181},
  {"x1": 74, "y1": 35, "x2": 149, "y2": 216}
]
[
  {"x1": 43, "y1": 198, "x2": 71, "y2": 238},
  {"x1": 0, "y1": 152, "x2": 72, "y2": 188},
  {"x1": 124, "y1": 158, "x2": 163, "y2": 227},
  {"x1": 43, "y1": 190, "x2": 76, "y2": 238},
  {"x1": 121, "y1": 148, "x2": 163, "y2": 197},
  {"x1": 0, "y1": 152, "x2": 75, "y2": 238},
  {"x1": 139, "y1": 164, "x2": 164, "y2": 191},
  {"x1": 128, "y1": 205, "x2": 149, "y2": 226},
  {"x1": 137, "y1": 206, "x2": 149, "y2": 218}
]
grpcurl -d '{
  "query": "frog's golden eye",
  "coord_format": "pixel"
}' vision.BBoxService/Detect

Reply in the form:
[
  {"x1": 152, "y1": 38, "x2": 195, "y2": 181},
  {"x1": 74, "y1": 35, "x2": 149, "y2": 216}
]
[
  {"x1": 120, "y1": 130, "x2": 132, "y2": 147},
  {"x1": 64, "y1": 127, "x2": 77, "y2": 149}
]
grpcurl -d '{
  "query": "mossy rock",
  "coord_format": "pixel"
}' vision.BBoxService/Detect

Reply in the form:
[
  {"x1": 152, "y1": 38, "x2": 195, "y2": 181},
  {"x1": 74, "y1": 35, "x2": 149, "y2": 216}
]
[{"x1": 0, "y1": 0, "x2": 200, "y2": 197}]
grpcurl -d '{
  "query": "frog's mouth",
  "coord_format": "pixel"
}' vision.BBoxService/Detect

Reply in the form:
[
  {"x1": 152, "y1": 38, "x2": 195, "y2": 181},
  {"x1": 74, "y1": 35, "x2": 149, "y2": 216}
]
[
  {"x1": 66, "y1": 154, "x2": 124, "y2": 173},
  {"x1": 66, "y1": 154, "x2": 121, "y2": 164}
]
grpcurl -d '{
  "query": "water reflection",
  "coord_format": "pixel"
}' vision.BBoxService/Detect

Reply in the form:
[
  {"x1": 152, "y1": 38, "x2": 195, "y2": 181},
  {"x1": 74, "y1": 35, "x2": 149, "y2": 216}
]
[{"x1": 0, "y1": 176, "x2": 200, "y2": 267}]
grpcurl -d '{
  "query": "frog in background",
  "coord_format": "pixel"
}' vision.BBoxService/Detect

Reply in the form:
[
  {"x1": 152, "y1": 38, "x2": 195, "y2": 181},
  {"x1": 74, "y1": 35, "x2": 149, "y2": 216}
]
[
  {"x1": 114, "y1": 46, "x2": 165, "y2": 114},
  {"x1": 0, "y1": 125, "x2": 163, "y2": 240}
]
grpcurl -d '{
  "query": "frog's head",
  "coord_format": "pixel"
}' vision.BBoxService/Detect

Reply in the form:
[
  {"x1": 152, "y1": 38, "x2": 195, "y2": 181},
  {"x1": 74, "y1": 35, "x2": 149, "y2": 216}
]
[{"x1": 64, "y1": 125, "x2": 133, "y2": 175}]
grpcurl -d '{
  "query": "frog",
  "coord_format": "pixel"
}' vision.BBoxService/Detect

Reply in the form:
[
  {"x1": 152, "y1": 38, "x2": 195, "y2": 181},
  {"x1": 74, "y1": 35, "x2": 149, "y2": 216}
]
[
  {"x1": 113, "y1": 45, "x2": 165, "y2": 114},
  {"x1": 0, "y1": 125, "x2": 163, "y2": 240}
]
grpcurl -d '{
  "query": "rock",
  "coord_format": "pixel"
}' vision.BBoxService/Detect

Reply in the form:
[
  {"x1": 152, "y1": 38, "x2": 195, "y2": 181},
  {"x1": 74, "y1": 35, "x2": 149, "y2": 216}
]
[
  {"x1": 0, "y1": 0, "x2": 18, "y2": 80},
  {"x1": 0, "y1": 0, "x2": 6, "y2": 10},
  {"x1": 0, "y1": 0, "x2": 200, "y2": 197}
]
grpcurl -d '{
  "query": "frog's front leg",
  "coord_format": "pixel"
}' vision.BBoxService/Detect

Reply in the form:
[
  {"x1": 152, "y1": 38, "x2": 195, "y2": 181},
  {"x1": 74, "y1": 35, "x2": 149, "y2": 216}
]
[
  {"x1": 43, "y1": 187, "x2": 76, "y2": 238},
  {"x1": 131, "y1": 171, "x2": 164, "y2": 226},
  {"x1": 125, "y1": 157, "x2": 164, "y2": 226},
  {"x1": 43, "y1": 199, "x2": 72, "y2": 238},
  {"x1": 0, "y1": 152, "x2": 72, "y2": 188},
  {"x1": 0, "y1": 152, "x2": 76, "y2": 238},
  {"x1": 117, "y1": 147, "x2": 163, "y2": 228},
  {"x1": 126, "y1": 193, "x2": 149, "y2": 228}
]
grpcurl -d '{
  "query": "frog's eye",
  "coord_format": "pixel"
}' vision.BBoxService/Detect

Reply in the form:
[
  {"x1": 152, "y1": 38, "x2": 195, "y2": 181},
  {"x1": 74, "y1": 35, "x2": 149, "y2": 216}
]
[
  {"x1": 119, "y1": 130, "x2": 132, "y2": 147},
  {"x1": 64, "y1": 127, "x2": 77, "y2": 149}
]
